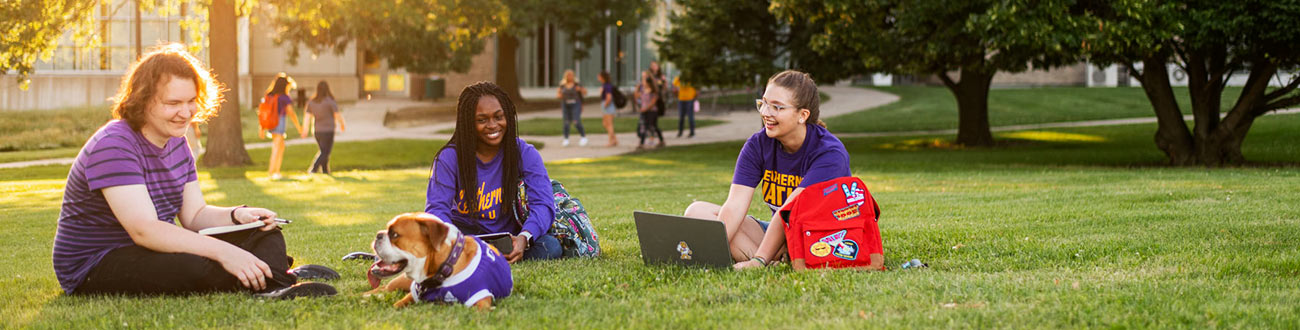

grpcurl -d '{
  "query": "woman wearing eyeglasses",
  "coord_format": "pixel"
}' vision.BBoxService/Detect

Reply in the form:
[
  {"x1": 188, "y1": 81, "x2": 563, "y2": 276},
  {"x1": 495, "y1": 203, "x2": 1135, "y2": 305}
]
[{"x1": 682, "y1": 70, "x2": 851, "y2": 270}]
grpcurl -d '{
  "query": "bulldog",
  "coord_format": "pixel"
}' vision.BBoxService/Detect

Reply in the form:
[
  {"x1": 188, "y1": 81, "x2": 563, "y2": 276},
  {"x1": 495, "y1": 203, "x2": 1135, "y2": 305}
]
[{"x1": 364, "y1": 212, "x2": 512, "y2": 310}]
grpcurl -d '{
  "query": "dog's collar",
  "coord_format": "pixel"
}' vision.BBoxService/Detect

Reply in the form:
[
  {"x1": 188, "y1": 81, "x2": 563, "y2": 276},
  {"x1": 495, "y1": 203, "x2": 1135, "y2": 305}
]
[{"x1": 419, "y1": 232, "x2": 465, "y2": 290}]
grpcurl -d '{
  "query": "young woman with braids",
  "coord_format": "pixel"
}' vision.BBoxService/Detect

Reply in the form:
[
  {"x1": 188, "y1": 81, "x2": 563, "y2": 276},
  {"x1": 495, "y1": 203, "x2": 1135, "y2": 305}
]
[
  {"x1": 682, "y1": 70, "x2": 855, "y2": 270},
  {"x1": 424, "y1": 82, "x2": 563, "y2": 262}
]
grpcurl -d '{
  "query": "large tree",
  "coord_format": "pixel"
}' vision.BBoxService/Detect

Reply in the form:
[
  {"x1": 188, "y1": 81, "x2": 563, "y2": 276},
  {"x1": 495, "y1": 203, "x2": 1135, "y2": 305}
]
[
  {"x1": 655, "y1": 0, "x2": 865, "y2": 89},
  {"x1": 772, "y1": 0, "x2": 1090, "y2": 146},
  {"x1": 269, "y1": 0, "x2": 651, "y2": 103},
  {"x1": 1086, "y1": 0, "x2": 1300, "y2": 166},
  {"x1": 1, "y1": 0, "x2": 254, "y2": 166},
  {"x1": 0, "y1": 0, "x2": 98, "y2": 89},
  {"x1": 267, "y1": 0, "x2": 506, "y2": 75},
  {"x1": 203, "y1": 0, "x2": 253, "y2": 166}
]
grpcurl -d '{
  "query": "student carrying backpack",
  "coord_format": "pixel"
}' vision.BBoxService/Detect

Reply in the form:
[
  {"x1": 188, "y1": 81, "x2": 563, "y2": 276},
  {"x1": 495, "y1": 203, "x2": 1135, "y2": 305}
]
[
  {"x1": 779, "y1": 176, "x2": 884, "y2": 270},
  {"x1": 258, "y1": 94, "x2": 280, "y2": 130}
]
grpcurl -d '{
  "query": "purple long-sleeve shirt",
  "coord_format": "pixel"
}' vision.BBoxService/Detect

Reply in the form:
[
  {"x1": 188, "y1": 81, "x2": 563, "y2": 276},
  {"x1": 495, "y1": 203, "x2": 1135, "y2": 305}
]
[{"x1": 425, "y1": 138, "x2": 554, "y2": 241}]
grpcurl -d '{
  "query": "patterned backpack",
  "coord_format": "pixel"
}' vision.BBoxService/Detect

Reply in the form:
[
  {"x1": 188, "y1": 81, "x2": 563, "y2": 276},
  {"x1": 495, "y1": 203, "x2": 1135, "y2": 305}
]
[{"x1": 516, "y1": 179, "x2": 601, "y2": 257}]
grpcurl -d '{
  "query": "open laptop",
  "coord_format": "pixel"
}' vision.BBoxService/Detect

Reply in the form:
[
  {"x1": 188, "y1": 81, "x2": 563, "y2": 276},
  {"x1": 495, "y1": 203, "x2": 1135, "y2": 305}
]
[{"x1": 633, "y1": 211, "x2": 733, "y2": 268}]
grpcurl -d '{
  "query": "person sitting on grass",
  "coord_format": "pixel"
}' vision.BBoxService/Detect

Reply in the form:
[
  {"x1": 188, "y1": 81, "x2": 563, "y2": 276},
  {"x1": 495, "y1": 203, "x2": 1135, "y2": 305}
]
[
  {"x1": 52, "y1": 44, "x2": 335, "y2": 298},
  {"x1": 683, "y1": 70, "x2": 855, "y2": 270},
  {"x1": 425, "y1": 82, "x2": 564, "y2": 263}
]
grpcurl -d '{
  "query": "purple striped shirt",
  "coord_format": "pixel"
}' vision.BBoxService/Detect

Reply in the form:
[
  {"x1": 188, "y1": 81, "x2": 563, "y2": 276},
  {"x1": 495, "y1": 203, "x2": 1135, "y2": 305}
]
[{"x1": 53, "y1": 120, "x2": 197, "y2": 294}]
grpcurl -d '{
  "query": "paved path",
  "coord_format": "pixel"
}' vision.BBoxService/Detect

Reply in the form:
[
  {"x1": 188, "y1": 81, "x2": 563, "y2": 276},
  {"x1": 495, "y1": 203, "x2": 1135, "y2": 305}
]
[
  {"x1": 5, "y1": 86, "x2": 1297, "y2": 169},
  {"x1": 0, "y1": 86, "x2": 898, "y2": 169}
]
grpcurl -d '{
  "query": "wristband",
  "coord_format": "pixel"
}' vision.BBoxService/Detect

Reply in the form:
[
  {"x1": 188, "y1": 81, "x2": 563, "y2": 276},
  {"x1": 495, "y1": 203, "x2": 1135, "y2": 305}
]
[
  {"x1": 230, "y1": 205, "x2": 247, "y2": 224},
  {"x1": 751, "y1": 256, "x2": 768, "y2": 267}
]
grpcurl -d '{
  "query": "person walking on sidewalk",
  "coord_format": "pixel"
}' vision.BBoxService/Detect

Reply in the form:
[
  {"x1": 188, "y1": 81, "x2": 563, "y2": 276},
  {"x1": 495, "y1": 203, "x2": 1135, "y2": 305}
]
[
  {"x1": 598, "y1": 71, "x2": 619, "y2": 147},
  {"x1": 301, "y1": 81, "x2": 346, "y2": 175},
  {"x1": 673, "y1": 76, "x2": 698, "y2": 138},
  {"x1": 557, "y1": 69, "x2": 588, "y2": 147},
  {"x1": 635, "y1": 71, "x2": 665, "y2": 150},
  {"x1": 260, "y1": 74, "x2": 303, "y2": 180}
]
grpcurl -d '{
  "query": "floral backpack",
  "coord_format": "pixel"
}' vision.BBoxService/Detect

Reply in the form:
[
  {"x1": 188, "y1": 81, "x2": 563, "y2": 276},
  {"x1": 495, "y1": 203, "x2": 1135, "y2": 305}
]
[{"x1": 516, "y1": 179, "x2": 601, "y2": 257}]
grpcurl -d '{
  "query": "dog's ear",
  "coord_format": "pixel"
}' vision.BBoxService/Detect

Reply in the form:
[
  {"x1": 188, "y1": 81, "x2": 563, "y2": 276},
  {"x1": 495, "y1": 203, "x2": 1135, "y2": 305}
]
[{"x1": 419, "y1": 218, "x2": 450, "y2": 250}]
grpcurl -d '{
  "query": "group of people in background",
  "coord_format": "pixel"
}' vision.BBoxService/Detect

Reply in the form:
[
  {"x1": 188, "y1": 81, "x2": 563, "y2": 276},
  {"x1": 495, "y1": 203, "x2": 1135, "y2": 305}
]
[
  {"x1": 257, "y1": 75, "x2": 347, "y2": 179},
  {"x1": 557, "y1": 60, "x2": 699, "y2": 151}
]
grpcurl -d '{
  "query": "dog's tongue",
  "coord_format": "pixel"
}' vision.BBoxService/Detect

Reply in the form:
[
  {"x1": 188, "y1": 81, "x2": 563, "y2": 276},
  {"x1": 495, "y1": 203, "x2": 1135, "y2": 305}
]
[{"x1": 367, "y1": 262, "x2": 383, "y2": 289}]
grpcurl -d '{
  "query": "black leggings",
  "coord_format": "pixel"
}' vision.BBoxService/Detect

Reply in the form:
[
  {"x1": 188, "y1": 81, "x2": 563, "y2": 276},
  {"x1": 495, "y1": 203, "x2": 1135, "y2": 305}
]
[
  {"x1": 639, "y1": 111, "x2": 663, "y2": 145},
  {"x1": 75, "y1": 229, "x2": 297, "y2": 296},
  {"x1": 310, "y1": 132, "x2": 335, "y2": 174}
]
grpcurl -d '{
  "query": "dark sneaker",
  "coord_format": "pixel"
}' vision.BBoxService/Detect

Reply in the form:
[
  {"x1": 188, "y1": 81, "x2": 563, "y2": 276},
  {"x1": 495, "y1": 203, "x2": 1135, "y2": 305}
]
[
  {"x1": 255, "y1": 282, "x2": 337, "y2": 299},
  {"x1": 288, "y1": 264, "x2": 340, "y2": 280}
]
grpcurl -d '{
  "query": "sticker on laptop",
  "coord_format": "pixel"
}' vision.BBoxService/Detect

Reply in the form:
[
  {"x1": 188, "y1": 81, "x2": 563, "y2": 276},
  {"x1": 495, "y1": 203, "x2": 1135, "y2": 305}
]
[{"x1": 677, "y1": 241, "x2": 693, "y2": 260}]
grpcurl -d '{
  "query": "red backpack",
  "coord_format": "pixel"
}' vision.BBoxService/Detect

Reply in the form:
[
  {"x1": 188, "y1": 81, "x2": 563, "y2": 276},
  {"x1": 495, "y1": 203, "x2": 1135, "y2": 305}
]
[
  {"x1": 257, "y1": 95, "x2": 280, "y2": 130},
  {"x1": 779, "y1": 176, "x2": 884, "y2": 270}
]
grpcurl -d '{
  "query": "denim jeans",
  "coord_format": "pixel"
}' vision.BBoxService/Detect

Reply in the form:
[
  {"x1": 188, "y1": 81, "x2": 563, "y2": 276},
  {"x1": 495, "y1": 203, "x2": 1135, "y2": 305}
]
[
  {"x1": 522, "y1": 233, "x2": 563, "y2": 261},
  {"x1": 677, "y1": 100, "x2": 695, "y2": 136},
  {"x1": 562, "y1": 102, "x2": 585, "y2": 139}
]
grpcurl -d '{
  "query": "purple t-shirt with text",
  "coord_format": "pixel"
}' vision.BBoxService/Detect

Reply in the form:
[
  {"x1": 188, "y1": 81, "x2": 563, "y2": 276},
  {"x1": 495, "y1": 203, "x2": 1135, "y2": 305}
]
[
  {"x1": 732, "y1": 123, "x2": 851, "y2": 214},
  {"x1": 53, "y1": 120, "x2": 197, "y2": 293},
  {"x1": 425, "y1": 138, "x2": 555, "y2": 241}
]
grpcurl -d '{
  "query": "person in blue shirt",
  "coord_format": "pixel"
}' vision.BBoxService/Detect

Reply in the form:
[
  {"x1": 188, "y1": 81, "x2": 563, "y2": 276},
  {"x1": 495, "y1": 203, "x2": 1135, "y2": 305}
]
[{"x1": 425, "y1": 82, "x2": 562, "y2": 262}]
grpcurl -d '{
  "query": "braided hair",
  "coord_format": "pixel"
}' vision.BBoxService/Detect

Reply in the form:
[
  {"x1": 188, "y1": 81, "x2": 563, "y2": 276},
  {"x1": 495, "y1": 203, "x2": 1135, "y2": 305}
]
[{"x1": 435, "y1": 82, "x2": 522, "y2": 226}]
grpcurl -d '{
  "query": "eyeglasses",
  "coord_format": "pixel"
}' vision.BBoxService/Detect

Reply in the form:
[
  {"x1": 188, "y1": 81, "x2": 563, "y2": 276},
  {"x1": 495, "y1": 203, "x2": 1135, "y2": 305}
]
[{"x1": 755, "y1": 99, "x2": 794, "y2": 115}]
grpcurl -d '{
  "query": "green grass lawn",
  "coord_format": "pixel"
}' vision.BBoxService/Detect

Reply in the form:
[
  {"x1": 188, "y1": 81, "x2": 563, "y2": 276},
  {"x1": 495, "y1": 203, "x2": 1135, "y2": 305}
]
[
  {"x1": 439, "y1": 117, "x2": 725, "y2": 136},
  {"x1": 3, "y1": 107, "x2": 1300, "y2": 327},
  {"x1": 828, "y1": 86, "x2": 1245, "y2": 133}
]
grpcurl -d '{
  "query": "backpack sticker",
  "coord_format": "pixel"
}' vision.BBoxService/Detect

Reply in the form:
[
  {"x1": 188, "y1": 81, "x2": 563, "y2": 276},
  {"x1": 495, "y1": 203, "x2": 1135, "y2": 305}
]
[
  {"x1": 810, "y1": 242, "x2": 832, "y2": 257},
  {"x1": 817, "y1": 230, "x2": 859, "y2": 260},
  {"x1": 822, "y1": 184, "x2": 839, "y2": 196},
  {"x1": 832, "y1": 239, "x2": 859, "y2": 260},
  {"x1": 841, "y1": 182, "x2": 865, "y2": 205},
  {"x1": 677, "y1": 241, "x2": 693, "y2": 260},
  {"x1": 832, "y1": 204, "x2": 860, "y2": 221}
]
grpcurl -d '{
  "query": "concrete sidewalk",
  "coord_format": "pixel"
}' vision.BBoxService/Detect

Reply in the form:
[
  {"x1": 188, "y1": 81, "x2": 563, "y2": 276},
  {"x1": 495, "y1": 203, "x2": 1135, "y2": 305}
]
[{"x1": 0, "y1": 86, "x2": 899, "y2": 169}]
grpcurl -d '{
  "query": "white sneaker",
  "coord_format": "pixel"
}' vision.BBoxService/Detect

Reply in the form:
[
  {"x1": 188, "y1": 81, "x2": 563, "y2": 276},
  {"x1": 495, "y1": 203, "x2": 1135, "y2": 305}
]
[
  {"x1": 562, "y1": 138, "x2": 570, "y2": 147},
  {"x1": 579, "y1": 137, "x2": 589, "y2": 146}
]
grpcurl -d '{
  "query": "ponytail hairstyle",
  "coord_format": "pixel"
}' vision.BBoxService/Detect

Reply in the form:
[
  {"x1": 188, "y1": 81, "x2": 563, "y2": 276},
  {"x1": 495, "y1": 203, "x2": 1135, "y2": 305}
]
[
  {"x1": 767, "y1": 70, "x2": 824, "y2": 128},
  {"x1": 434, "y1": 82, "x2": 522, "y2": 224}
]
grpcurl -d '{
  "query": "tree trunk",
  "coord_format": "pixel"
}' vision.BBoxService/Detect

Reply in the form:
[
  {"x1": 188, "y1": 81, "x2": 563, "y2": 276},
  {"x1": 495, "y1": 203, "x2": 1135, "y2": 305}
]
[
  {"x1": 939, "y1": 68, "x2": 995, "y2": 146},
  {"x1": 495, "y1": 32, "x2": 526, "y2": 104},
  {"x1": 1132, "y1": 58, "x2": 1196, "y2": 165},
  {"x1": 202, "y1": 0, "x2": 252, "y2": 167}
]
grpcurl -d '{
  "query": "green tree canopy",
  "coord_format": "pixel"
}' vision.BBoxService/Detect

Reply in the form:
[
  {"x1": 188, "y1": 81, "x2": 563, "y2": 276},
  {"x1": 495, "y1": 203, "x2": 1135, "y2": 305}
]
[
  {"x1": 267, "y1": 0, "x2": 507, "y2": 74},
  {"x1": 0, "y1": 0, "x2": 99, "y2": 89},
  {"x1": 772, "y1": 0, "x2": 1091, "y2": 146},
  {"x1": 655, "y1": 0, "x2": 864, "y2": 89},
  {"x1": 1086, "y1": 0, "x2": 1300, "y2": 166}
]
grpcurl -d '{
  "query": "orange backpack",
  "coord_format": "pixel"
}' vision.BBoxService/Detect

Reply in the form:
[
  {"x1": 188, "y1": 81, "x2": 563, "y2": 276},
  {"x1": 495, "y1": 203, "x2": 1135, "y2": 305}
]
[{"x1": 257, "y1": 95, "x2": 280, "y2": 130}]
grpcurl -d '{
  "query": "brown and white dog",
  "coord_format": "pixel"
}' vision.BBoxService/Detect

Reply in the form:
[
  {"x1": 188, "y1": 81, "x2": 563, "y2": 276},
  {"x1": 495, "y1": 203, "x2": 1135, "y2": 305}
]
[{"x1": 364, "y1": 212, "x2": 513, "y2": 311}]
